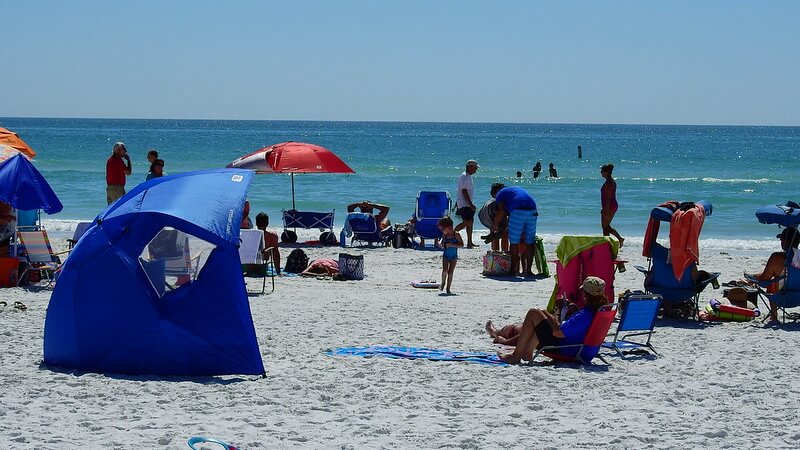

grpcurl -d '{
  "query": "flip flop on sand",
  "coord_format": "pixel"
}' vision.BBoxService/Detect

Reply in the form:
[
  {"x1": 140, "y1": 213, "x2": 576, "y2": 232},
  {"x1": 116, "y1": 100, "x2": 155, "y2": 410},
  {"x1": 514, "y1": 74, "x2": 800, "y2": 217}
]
[
  {"x1": 0, "y1": 301, "x2": 6, "y2": 307},
  {"x1": 13, "y1": 301, "x2": 27, "y2": 311}
]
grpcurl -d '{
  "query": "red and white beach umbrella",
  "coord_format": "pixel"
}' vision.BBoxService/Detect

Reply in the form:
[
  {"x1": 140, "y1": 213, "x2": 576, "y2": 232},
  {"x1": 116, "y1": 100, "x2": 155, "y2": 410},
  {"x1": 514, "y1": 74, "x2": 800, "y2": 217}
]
[{"x1": 227, "y1": 141, "x2": 354, "y2": 208}]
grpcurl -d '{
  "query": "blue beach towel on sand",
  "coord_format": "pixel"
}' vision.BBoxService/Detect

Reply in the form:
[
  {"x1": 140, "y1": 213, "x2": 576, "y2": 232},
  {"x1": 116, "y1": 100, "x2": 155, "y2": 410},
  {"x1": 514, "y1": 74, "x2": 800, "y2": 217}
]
[{"x1": 327, "y1": 345, "x2": 508, "y2": 366}]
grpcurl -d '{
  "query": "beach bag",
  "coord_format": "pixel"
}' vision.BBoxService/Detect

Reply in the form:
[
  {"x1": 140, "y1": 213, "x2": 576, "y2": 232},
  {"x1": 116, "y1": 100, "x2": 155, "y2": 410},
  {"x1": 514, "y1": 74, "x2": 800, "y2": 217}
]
[
  {"x1": 281, "y1": 230, "x2": 298, "y2": 243},
  {"x1": 320, "y1": 231, "x2": 338, "y2": 246},
  {"x1": 482, "y1": 251, "x2": 511, "y2": 276},
  {"x1": 285, "y1": 248, "x2": 309, "y2": 273},
  {"x1": 392, "y1": 224, "x2": 413, "y2": 249},
  {"x1": 338, "y1": 253, "x2": 364, "y2": 280}
]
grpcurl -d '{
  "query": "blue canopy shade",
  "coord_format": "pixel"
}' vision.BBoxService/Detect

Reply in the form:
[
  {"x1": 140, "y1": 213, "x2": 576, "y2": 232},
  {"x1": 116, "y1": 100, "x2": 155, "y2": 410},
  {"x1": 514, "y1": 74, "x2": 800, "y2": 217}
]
[
  {"x1": 650, "y1": 200, "x2": 712, "y2": 222},
  {"x1": 0, "y1": 153, "x2": 62, "y2": 214},
  {"x1": 44, "y1": 169, "x2": 265, "y2": 376},
  {"x1": 756, "y1": 202, "x2": 800, "y2": 228}
]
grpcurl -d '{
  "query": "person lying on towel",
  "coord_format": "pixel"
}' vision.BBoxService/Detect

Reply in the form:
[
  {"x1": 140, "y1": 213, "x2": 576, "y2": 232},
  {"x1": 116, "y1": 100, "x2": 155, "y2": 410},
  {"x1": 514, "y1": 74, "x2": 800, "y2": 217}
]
[
  {"x1": 301, "y1": 258, "x2": 339, "y2": 277},
  {"x1": 496, "y1": 276, "x2": 608, "y2": 364}
]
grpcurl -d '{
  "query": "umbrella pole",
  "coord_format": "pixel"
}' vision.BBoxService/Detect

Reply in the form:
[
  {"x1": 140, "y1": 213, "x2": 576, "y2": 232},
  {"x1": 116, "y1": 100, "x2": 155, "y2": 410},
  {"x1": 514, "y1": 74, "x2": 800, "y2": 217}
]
[{"x1": 291, "y1": 173, "x2": 296, "y2": 210}]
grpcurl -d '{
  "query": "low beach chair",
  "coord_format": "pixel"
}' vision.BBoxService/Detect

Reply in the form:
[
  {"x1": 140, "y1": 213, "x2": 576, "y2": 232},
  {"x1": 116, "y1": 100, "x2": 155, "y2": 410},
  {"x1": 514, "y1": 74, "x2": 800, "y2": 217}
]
[
  {"x1": 15, "y1": 209, "x2": 40, "y2": 231},
  {"x1": 747, "y1": 247, "x2": 800, "y2": 323},
  {"x1": 636, "y1": 243, "x2": 719, "y2": 318},
  {"x1": 602, "y1": 295, "x2": 661, "y2": 358},
  {"x1": 344, "y1": 212, "x2": 387, "y2": 247},
  {"x1": 636, "y1": 200, "x2": 720, "y2": 319},
  {"x1": 413, "y1": 191, "x2": 451, "y2": 246},
  {"x1": 529, "y1": 304, "x2": 617, "y2": 366},
  {"x1": 17, "y1": 230, "x2": 63, "y2": 287},
  {"x1": 239, "y1": 228, "x2": 275, "y2": 295}
]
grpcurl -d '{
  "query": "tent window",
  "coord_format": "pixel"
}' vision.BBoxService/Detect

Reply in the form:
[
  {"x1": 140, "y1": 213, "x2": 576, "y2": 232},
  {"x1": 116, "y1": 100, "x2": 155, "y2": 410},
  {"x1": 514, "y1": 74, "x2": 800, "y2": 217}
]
[{"x1": 138, "y1": 227, "x2": 216, "y2": 298}]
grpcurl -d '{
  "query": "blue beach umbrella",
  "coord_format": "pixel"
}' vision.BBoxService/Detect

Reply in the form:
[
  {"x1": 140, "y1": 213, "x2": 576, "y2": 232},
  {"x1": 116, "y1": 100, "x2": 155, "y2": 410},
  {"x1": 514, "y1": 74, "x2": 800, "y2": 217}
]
[{"x1": 0, "y1": 153, "x2": 63, "y2": 214}]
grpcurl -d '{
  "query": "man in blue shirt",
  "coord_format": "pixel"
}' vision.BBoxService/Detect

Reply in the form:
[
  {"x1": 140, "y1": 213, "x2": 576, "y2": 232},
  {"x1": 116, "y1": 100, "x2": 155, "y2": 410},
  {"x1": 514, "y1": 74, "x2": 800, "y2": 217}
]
[{"x1": 490, "y1": 184, "x2": 538, "y2": 277}]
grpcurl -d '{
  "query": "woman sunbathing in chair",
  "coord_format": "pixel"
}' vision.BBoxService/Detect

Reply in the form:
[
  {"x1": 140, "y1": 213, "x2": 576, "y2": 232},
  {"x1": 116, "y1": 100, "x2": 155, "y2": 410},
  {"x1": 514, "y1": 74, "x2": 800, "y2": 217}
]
[
  {"x1": 745, "y1": 227, "x2": 800, "y2": 321},
  {"x1": 496, "y1": 277, "x2": 608, "y2": 364}
]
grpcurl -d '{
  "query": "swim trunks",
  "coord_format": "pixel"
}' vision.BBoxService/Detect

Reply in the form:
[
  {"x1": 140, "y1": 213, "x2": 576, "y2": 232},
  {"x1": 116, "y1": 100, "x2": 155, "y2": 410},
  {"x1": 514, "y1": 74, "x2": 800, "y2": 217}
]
[{"x1": 508, "y1": 209, "x2": 537, "y2": 245}]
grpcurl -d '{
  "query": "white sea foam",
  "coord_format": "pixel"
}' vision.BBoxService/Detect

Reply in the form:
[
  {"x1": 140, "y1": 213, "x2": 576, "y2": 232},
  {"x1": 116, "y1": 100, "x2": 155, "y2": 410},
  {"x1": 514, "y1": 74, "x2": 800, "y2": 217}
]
[{"x1": 626, "y1": 177, "x2": 781, "y2": 184}]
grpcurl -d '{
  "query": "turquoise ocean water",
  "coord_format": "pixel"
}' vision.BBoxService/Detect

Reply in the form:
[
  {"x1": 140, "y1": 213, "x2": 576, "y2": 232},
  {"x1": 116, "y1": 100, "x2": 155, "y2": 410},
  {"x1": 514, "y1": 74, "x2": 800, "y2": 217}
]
[{"x1": 2, "y1": 118, "x2": 798, "y2": 250}]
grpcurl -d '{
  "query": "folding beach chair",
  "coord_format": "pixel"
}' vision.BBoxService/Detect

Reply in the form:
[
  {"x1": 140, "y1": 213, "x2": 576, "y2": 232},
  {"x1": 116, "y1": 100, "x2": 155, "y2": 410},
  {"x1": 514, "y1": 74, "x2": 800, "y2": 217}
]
[
  {"x1": 548, "y1": 236, "x2": 624, "y2": 315},
  {"x1": 413, "y1": 191, "x2": 451, "y2": 246},
  {"x1": 15, "y1": 209, "x2": 40, "y2": 231},
  {"x1": 636, "y1": 243, "x2": 719, "y2": 319},
  {"x1": 602, "y1": 294, "x2": 661, "y2": 358},
  {"x1": 281, "y1": 209, "x2": 335, "y2": 243},
  {"x1": 636, "y1": 200, "x2": 720, "y2": 319},
  {"x1": 529, "y1": 303, "x2": 617, "y2": 366},
  {"x1": 344, "y1": 212, "x2": 388, "y2": 247},
  {"x1": 748, "y1": 204, "x2": 800, "y2": 323},
  {"x1": 17, "y1": 230, "x2": 63, "y2": 287},
  {"x1": 747, "y1": 247, "x2": 800, "y2": 323},
  {"x1": 67, "y1": 221, "x2": 92, "y2": 250},
  {"x1": 239, "y1": 229, "x2": 275, "y2": 295}
]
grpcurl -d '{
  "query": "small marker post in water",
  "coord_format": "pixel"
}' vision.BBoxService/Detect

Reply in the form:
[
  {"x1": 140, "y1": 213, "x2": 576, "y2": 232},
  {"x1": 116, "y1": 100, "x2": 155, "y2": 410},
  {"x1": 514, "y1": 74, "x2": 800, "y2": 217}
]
[{"x1": 578, "y1": 145, "x2": 582, "y2": 159}]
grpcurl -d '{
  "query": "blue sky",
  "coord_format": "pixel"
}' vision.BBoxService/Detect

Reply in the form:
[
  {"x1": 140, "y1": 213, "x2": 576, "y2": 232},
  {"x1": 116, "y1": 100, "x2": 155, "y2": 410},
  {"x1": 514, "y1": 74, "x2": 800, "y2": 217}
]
[{"x1": 3, "y1": 1, "x2": 799, "y2": 125}]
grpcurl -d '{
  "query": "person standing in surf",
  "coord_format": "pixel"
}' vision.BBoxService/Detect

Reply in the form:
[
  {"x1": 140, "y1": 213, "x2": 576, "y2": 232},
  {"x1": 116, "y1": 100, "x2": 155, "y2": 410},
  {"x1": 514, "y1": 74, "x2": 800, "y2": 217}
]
[{"x1": 600, "y1": 163, "x2": 624, "y2": 246}]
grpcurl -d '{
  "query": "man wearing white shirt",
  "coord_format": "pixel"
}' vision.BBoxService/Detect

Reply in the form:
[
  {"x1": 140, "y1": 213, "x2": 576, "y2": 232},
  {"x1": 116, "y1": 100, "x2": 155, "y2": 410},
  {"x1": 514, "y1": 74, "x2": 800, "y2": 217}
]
[{"x1": 454, "y1": 159, "x2": 479, "y2": 248}]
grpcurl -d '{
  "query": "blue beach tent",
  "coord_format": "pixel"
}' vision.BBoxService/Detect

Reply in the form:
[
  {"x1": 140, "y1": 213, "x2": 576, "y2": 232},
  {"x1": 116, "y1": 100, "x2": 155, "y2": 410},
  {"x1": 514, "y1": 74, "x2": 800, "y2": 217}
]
[
  {"x1": 0, "y1": 153, "x2": 62, "y2": 214},
  {"x1": 43, "y1": 169, "x2": 266, "y2": 376}
]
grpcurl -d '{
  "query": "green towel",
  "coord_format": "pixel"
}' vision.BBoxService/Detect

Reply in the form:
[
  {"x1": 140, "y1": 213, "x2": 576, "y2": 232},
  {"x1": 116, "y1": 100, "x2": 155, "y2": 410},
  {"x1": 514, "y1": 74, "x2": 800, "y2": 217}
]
[{"x1": 555, "y1": 235, "x2": 619, "y2": 267}]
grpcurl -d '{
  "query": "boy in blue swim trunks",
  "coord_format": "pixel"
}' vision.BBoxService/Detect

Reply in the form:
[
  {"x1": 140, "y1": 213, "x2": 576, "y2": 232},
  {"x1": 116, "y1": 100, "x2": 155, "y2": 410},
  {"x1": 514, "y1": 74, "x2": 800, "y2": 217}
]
[
  {"x1": 490, "y1": 184, "x2": 538, "y2": 277},
  {"x1": 437, "y1": 216, "x2": 463, "y2": 295}
]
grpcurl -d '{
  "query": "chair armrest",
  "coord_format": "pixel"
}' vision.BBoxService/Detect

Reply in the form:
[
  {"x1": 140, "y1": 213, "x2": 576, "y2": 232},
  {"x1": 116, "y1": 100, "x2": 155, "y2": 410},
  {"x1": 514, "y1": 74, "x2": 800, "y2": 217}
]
[
  {"x1": 697, "y1": 272, "x2": 721, "y2": 290},
  {"x1": 744, "y1": 273, "x2": 785, "y2": 289}
]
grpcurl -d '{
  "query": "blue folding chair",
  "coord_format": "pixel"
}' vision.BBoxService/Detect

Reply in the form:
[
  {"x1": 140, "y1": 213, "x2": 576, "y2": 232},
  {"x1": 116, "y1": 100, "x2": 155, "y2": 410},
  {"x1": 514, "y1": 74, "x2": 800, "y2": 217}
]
[
  {"x1": 345, "y1": 212, "x2": 386, "y2": 246},
  {"x1": 747, "y1": 247, "x2": 800, "y2": 323},
  {"x1": 636, "y1": 243, "x2": 719, "y2": 318},
  {"x1": 603, "y1": 295, "x2": 661, "y2": 358},
  {"x1": 413, "y1": 191, "x2": 451, "y2": 245}
]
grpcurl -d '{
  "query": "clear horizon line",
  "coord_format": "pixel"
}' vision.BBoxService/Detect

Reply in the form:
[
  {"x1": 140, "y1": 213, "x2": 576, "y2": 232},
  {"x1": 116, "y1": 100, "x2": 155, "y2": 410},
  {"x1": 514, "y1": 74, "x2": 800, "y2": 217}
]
[{"x1": 1, "y1": 115, "x2": 798, "y2": 128}]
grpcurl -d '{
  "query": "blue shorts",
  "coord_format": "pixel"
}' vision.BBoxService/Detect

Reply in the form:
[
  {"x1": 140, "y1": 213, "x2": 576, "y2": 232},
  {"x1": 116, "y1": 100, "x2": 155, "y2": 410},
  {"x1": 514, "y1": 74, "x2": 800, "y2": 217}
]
[
  {"x1": 508, "y1": 209, "x2": 537, "y2": 245},
  {"x1": 443, "y1": 247, "x2": 458, "y2": 261}
]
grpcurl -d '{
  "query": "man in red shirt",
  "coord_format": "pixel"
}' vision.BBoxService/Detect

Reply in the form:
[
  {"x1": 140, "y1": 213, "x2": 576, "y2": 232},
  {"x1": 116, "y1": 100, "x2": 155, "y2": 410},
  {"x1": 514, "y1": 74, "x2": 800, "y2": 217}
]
[{"x1": 106, "y1": 142, "x2": 132, "y2": 204}]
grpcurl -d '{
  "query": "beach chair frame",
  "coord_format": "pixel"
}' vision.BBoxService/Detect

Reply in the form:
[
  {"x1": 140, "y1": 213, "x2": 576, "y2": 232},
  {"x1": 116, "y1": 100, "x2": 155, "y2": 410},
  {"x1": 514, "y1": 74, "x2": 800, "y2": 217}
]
[
  {"x1": 413, "y1": 191, "x2": 451, "y2": 243},
  {"x1": 346, "y1": 213, "x2": 388, "y2": 247},
  {"x1": 529, "y1": 303, "x2": 617, "y2": 366},
  {"x1": 239, "y1": 229, "x2": 276, "y2": 295},
  {"x1": 746, "y1": 247, "x2": 800, "y2": 323},
  {"x1": 17, "y1": 229, "x2": 63, "y2": 287},
  {"x1": 636, "y1": 243, "x2": 719, "y2": 319},
  {"x1": 602, "y1": 295, "x2": 661, "y2": 358}
]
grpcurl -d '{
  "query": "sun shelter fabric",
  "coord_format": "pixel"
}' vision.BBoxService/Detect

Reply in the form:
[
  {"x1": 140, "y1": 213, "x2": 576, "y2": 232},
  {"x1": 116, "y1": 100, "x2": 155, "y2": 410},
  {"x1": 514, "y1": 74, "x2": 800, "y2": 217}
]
[
  {"x1": 0, "y1": 154, "x2": 62, "y2": 214},
  {"x1": 43, "y1": 169, "x2": 265, "y2": 376}
]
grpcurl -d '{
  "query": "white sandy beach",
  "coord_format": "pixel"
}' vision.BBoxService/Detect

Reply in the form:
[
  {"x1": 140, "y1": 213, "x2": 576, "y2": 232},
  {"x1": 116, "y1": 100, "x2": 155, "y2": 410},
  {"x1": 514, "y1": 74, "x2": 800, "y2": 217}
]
[{"x1": 1, "y1": 232, "x2": 799, "y2": 449}]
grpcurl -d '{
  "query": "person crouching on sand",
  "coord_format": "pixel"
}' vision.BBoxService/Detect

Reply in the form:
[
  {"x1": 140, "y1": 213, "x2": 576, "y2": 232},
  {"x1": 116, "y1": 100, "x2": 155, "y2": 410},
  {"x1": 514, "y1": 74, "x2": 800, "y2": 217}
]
[
  {"x1": 497, "y1": 276, "x2": 608, "y2": 364},
  {"x1": 437, "y1": 216, "x2": 463, "y2": 295}
]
